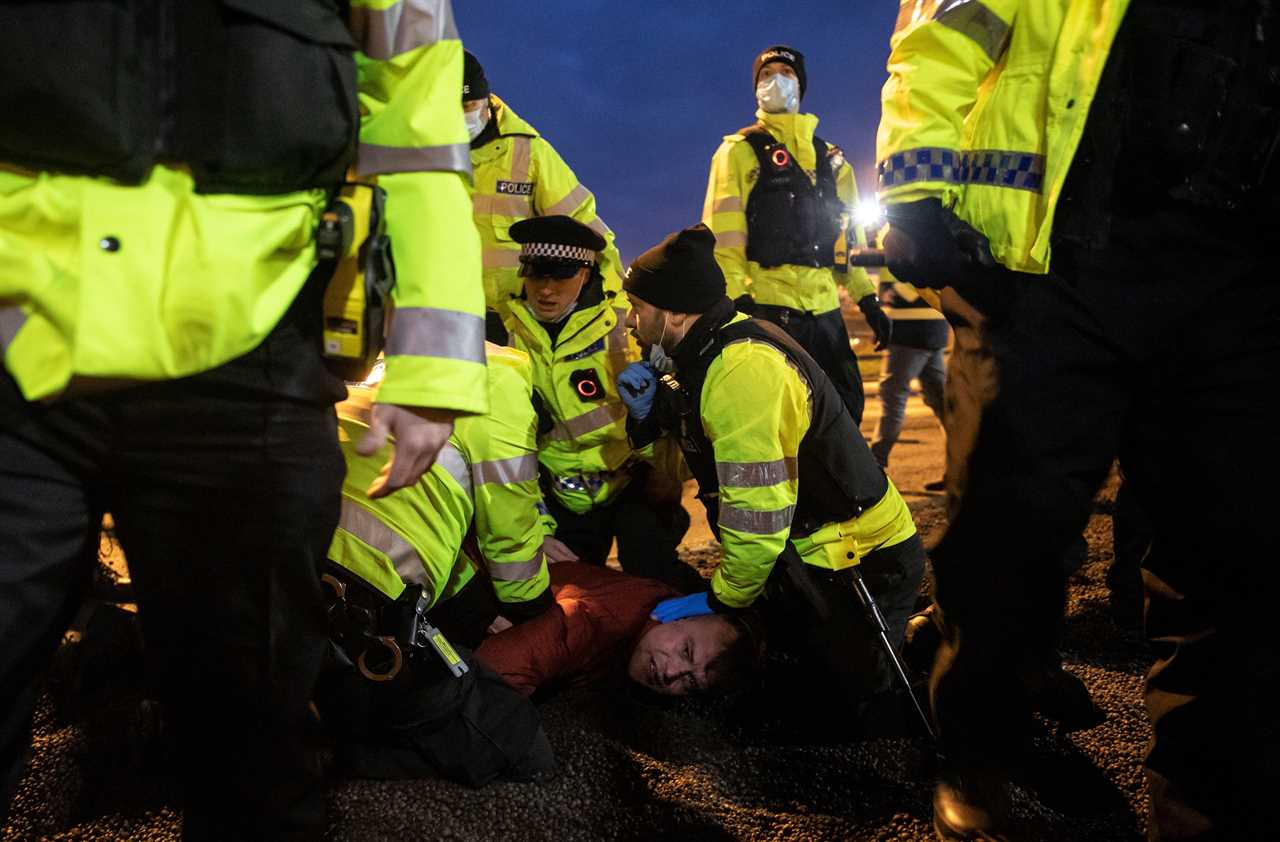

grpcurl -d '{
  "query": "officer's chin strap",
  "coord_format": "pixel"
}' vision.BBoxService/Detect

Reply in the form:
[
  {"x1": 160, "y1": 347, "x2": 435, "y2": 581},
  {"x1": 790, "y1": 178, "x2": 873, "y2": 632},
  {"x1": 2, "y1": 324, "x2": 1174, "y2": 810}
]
[{"x1": 847, "y1": 565, "x2": 937, "y2": 741}]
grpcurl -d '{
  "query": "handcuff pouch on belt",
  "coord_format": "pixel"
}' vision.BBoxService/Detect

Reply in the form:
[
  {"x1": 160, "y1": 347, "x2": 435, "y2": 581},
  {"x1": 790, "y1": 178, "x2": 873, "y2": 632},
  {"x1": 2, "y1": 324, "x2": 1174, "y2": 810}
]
[
  {"x1": 316, "y1": 180, "x2": 396, "y2": 382},
  {"x1": 321, "y1": 571, "x2": 468, "y2": 684}
]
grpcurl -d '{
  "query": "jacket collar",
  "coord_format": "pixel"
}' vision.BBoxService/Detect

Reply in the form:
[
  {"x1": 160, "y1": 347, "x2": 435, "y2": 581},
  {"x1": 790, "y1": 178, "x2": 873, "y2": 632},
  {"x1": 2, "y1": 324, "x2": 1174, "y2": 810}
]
[
  {"x1": 671, "y1": 296, "x2": 738, "y2": 373},
  {"x1": 754, "y1": 109, "x2": 820, "y2": 176}
]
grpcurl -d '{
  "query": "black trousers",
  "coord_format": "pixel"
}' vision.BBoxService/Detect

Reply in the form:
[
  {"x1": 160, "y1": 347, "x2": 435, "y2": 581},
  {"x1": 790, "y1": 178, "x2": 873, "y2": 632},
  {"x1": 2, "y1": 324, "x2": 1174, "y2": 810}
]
[
  {"x1": 0, "y1": 309, "x2": 346, "y2": 839},
  {"x1": 930, "y1": 209, "x2": 1280, "y2": 840},
  {"x1": 749, "y1": 304, "x2": 866, "y2": 425},
  {"x1": 765, "y1": 535, "x2": 927, "y2": 705},
  {"x1": 544, "y1": 467, "x2": 700, "y2": 593}
]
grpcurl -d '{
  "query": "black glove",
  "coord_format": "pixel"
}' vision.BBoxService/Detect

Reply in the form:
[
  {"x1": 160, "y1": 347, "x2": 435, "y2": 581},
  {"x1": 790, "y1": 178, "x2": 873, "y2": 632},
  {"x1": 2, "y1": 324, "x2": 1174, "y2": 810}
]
[
  {"x1": 856, "y1": 294, "x2": 893, "y2": 351},
  {"x1": 732, "y1": 293, "x2": 756, "y2": 315},
  {"x1": 883, "y1": 198, "x2": 996, "y2": 290}
]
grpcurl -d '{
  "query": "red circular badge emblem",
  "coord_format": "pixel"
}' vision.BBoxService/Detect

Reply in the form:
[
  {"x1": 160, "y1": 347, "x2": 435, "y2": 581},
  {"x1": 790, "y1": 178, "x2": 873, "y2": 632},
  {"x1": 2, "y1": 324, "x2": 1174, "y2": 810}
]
[{"x1": 771, "y1": 148, "x2": 791, "y2": 168}]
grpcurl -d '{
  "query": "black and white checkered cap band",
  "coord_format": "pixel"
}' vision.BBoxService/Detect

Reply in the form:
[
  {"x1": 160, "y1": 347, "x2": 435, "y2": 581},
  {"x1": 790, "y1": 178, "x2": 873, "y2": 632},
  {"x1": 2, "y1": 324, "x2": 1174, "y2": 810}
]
[{"x1": 519, "y1": 242, "x2": 597, "y2": 263}]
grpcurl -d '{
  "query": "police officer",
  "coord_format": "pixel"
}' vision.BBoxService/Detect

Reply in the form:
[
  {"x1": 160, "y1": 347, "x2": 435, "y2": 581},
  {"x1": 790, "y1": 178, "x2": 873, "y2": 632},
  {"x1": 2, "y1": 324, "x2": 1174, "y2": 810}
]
[
  {"x1": 0, "y1": 3, "x2": 486, "y2": 837},
  {"x1": 502, "y1": 216, "x2": 700, "y2": 593},
  {"x1": 878, "y1": 3, "x2": 1280, "y2": 838},
  {"x1": 868, "y1": 263, "x2": 948, "y2": 474},
  {"x1": 702, "y1": 45, "x2": 890, "y2": 424},
  {"x1": 618, "y1": 224, "x2": 926, "y2": 713},
  {"x1": 464, "y1": 51, "x2": 626, "y2": 340},
  {"x1": 315, "y1": 344, "x2": 557, "y2": 786}
]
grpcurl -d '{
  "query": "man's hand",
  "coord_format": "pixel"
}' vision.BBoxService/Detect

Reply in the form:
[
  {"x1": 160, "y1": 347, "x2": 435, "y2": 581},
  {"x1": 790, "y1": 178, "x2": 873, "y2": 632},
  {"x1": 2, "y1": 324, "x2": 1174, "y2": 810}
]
[
  {"x1": 616, "y1": 362, "x2": 657, "y2": 421},
  {"x1": 650, "y1": 592, "x2": 713, "y2": 623},
  {"x1": 857, "y1": 294, "x2": 893, "y2": 351},
  {"x1": 883, "y1": 198, "x2": 996, "y2": 290},
  {"x1": 357, "y1": 403, "x2": 457, "y2": 499},
  {"x1": 542, "y1": 536, "x2": 580, "y2": 564}
]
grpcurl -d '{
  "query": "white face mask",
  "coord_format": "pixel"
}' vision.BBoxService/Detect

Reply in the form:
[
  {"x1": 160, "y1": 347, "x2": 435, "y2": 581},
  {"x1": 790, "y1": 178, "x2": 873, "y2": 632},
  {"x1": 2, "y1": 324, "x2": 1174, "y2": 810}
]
[
  {"x1": 464, "y1": 107, "x2": 489, "y2": 141},
  {"x1": 755, "y1": 74, "x2": 799, "y2": 114},
  {"x1": 648, "y1": 314, "x2": 676, "y2": 373}
]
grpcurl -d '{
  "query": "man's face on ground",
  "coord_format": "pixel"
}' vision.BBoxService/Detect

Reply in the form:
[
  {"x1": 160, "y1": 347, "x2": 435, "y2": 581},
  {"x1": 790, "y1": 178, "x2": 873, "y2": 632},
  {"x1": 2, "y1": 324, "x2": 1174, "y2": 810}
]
[
  {"x1": 521, "y1": 263, "x2": 589, "y2": 321},
  {"x1": 625, "y1": 296, "x2": 668, "y2": 350},
  {"x1": 627, "y1": 614, "x2": 741, "y2": 696}
]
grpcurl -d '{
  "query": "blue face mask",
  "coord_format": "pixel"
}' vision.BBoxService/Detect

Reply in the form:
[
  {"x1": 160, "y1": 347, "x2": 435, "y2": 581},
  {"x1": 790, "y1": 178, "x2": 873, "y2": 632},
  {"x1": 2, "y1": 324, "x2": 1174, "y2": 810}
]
[{"x1": 755, "y1": 74, "x2": 799, "y2": 114}]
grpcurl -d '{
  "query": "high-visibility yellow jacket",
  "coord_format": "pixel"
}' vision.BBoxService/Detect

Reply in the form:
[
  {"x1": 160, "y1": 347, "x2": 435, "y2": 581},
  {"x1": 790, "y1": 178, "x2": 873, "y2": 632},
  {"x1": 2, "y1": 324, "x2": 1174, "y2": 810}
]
[
  {"x1": 0, "y1": 0, "x2": 487, "y2": 414},
  {"x1": 702, "y1": 314, "x2": 916, "y2": 608},
  {"x1": 877, "y1": 0, "x2": 1129, "y2": 274},
  {"x1": 330, "y1": 344, "x2": 551, "y2": 615},
  {"x1": 471, "y1": 95, "x2": 624, "y2": 319},
  {"x1": 505, "y1": 287, "x2": 642, "y2": 514},
  {"x1": 702, "y1": 109, "x2": 876, "y2": 314}
]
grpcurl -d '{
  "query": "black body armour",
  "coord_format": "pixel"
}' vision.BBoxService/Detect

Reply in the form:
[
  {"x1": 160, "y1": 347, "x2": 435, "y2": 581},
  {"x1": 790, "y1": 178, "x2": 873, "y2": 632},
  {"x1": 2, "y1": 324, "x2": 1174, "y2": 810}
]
[
  {"x1": 638, "y1": 300, "x2": 887, "y2": 541},
  {"x1": 0, "y1": 0, "x2": 358, "y2": 194},
  {"x1": 739, "y1": 126, "x2": 845, "y2": 269}
]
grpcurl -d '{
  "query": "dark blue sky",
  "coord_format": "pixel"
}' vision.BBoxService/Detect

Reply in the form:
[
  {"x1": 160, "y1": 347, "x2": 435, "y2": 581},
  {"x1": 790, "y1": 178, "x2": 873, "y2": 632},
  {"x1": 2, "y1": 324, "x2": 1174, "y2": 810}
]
[{"x1": 455, "y1": 2, "x2": 900, "y2": 263}]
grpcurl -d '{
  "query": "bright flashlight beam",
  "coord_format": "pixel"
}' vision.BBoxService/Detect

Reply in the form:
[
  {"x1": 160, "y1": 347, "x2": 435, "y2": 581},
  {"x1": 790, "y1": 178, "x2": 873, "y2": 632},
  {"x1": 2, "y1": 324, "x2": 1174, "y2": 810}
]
[{"x1": 853, "y1": 200, "x2": 883, "y2": 230}]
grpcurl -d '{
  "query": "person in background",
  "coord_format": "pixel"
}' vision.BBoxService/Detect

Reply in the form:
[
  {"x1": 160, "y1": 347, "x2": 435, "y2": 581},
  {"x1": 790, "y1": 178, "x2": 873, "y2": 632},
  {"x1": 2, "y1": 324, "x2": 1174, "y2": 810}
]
[
  {"x1": 702, "y1": 45, "x2": 891, "y2": 424},
  {"x1": 464, "y1": 51, "x2": 625, "y2": 343}
]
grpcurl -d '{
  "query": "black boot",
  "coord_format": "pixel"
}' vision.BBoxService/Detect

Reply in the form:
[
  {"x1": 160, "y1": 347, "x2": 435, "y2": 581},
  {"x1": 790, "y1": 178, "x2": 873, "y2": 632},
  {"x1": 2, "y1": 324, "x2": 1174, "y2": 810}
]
[{"x1": 933, "y1": 771, "x2": 1014, "y2": 841}]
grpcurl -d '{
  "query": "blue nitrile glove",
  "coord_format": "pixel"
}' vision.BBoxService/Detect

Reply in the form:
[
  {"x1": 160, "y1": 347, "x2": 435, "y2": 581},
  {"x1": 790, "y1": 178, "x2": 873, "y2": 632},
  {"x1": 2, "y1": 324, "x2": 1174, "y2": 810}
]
[
  {"x1": 616, "y1": 362, "x2": 657, "y2": 420},
  {"x1": 650, "y1": 592, "x2": 713, "y2": 623}
]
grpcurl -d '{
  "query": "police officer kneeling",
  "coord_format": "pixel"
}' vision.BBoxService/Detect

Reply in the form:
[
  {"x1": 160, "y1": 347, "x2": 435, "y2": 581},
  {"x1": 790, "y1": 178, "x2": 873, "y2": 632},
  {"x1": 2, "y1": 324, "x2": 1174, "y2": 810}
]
[
  {"x1": 619, "y1": 225, "x2": 926, "y2": 718},
  {"x1": 503, "y1": 216, "x2": 699, "y2": 593}
]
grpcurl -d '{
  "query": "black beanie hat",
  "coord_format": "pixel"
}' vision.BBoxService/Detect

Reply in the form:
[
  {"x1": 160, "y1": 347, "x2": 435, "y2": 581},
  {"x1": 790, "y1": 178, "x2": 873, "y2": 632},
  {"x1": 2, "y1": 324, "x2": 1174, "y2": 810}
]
[
  {"x1": 753, "y1": 44, "x2": 806, "y2": 100},
  {"x1": 624, "y1": 224, "x2": 727, "y2": 314},
  {"x1": 463, "y1": 51, "x2": 489, "y2": 101}
]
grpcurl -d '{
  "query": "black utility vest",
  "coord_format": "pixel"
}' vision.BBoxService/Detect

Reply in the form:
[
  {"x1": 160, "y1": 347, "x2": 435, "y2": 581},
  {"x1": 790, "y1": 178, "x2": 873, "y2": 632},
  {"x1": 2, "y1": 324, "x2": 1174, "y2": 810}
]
[
  {"x1": 657, "y1": 307, "x2": 887, "y2": 540},
  {"x1": 739, "y1": 125, "x2": 844, "y2": 269},
  {"x1": 0, "y1": 0, "x2": 358, "y2": 194}
]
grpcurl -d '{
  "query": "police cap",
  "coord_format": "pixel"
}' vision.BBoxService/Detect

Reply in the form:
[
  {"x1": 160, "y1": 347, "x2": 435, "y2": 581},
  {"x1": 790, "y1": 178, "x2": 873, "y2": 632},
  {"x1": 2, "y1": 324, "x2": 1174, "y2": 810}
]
[{"x1": 509, "y1": 215, "x2": 606, "y2": 265}]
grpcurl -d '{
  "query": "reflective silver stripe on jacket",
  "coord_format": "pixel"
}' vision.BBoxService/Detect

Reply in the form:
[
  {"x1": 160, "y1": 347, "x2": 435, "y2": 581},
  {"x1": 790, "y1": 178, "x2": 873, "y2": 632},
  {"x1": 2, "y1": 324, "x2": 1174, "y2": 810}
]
[
  {"x1": 711, "y1": 196, "x2": 743, "y2": 214},
  {"x1": 544, "y1": 183, "x2": 591, "y2": 217},
  {"x1": 546, "y1": 402, "x2": 626, "y2": 441},
  {"x1": 338, "y1": 500, "x2": 432, "y2": 590},
  {"x1": 385, "y1": 307, "x2": 486, "y2": 363},
  {"x1": 509, "y1": 136, "x2": 533, "y2": 184},
  {"x1": 472, "y1": 453, "x2": 539, "y2": 486},
  {"x1": 350, "y1": 0, "x2": 459, "y2": 61},
  {"x1": 483, "y1": 249, "x2": 522, "y2": 269},
  {"x1": 716, "y1": 457, "x2": 798, "y2": 488},
  {"x1": 435, "y1": 442, "x2": 473, "y2": 498},
  {"x1": 487, "y1": 548, "x2": 545, "y2": 582},
  {"x1": 718, "y1": 502, "x2": 796, "y2": 535},
  {"x1": 357, "y1": 142, "x2": 473, "y2": 178},
  {"x1": 473, "y1": 193, "x2": 533, "y2": 217},
  {"x1": 715, "y1": 230, "x2": 747, "y2": 249},
  {"x1": 0, "y1": 306, "x2": 27, "y2": 355},
  {"x1": 934, "y1": 0, "x2": 1011, "y2": 61}
]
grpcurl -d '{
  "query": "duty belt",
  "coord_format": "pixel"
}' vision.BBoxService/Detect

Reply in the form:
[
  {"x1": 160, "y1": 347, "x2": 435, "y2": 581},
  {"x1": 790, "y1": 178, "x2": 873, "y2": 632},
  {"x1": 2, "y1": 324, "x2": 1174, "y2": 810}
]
[{"x1": 322, "y1": 572, "x2": 468, "y2": 683}]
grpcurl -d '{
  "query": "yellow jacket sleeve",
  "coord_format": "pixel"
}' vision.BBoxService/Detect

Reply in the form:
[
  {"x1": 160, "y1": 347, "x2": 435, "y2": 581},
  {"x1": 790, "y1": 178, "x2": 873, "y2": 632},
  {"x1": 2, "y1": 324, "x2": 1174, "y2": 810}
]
[
  {"x1": 836, "y1": 161, "x2": 875, "y2": 299},
  {"x1": 349, "y1": 0, "x2": 487, "y2": 414},
  {"x1": 701, "y1": 139, "x2": 751, "y2": 299},
  {"x1": 702, "y1": 340, "x2": 812, "y2": 609},
  {"x1": 465, "y1": 348, "x2": 552, "y2": 611},
  {"x1": 531, "y1": 138, "x2": 626, "y2": 294},
  {"x1": 877, "y1": 0, "x2": 1019, "y2": 205}
]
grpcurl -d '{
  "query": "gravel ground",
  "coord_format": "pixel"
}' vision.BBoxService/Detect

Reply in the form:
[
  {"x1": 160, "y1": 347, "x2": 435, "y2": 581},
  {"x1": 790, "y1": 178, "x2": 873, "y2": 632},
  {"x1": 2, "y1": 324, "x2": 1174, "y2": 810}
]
[{"x1": 3, "y1": 469, "x2": 1153, "y2": 841}]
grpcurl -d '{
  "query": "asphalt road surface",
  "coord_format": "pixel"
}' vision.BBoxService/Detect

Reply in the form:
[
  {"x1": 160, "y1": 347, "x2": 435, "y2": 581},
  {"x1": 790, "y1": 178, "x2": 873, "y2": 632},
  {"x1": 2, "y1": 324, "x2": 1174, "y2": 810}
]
[{"x1": 3, "y1": 392, "x2": 1154, "y2": 841}]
